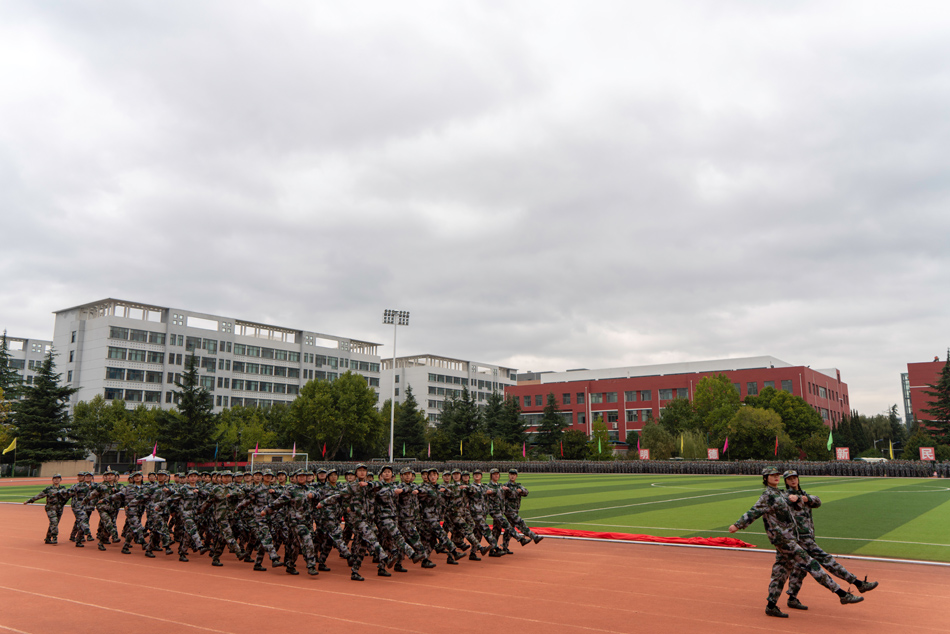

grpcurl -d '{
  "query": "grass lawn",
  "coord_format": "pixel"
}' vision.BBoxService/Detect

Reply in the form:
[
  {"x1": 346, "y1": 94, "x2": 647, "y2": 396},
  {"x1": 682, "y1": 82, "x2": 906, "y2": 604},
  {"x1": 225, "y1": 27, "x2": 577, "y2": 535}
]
[{"x1": 517, "y1": 473, "x2": 950, "y2": 562}]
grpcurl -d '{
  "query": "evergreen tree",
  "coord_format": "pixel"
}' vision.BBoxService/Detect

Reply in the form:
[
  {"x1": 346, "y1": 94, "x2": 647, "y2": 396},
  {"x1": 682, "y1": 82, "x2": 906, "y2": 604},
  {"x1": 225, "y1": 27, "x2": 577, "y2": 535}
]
[
  {"x1": 394, "y1": 385, "x2": 427, "y2": 457},
  {"x1": 587, "y1": 418, "x2": 614, "y2": 460},
  {"x1": 922, "y1": 351, "x2": 950, "y2": 441},
  {"x1": 440, "y1": 386, "x2": 481, "y2": 455},
  {"x1": 496, "y1": 394, "x2": 526, "y2": 446},
  {"x1": 536, "y1": 393, "x2": 568, "y2": 455},
  {"x1": 73, "y1": 395, "x2": 127, "y2": 472},
  {"x1": 0, "y1": 331, "x2": 23, "y2": 403},
  {"x1": 13, "y1": 350, "x2": 82, "y2": 465},
  {"x1": 561, "y1": 429, "x2": 589, "y2": 459},
  {"x1": 162, "y1": 354, "x2": 216, "y2": 463},
  {"x1": 481, "y1": 391, "x2": 506, "y2": 438}
]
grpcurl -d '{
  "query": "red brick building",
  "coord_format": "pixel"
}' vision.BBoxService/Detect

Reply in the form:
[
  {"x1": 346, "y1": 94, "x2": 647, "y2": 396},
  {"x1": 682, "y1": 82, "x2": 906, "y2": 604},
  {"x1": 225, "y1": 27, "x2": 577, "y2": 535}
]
[
  {"x1": 505, "y1": 356, "x2": 849, "y2": 445},
  {"x1": 902, "y1": 356, "x2": 947, "y2": 427}
]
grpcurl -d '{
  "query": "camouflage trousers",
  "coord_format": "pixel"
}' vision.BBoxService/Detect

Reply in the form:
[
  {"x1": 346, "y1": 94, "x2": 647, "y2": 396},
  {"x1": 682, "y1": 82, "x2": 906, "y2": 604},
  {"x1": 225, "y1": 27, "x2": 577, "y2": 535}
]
[
  {"x1": 95, "y1": 505, "x2": 119, "y2": 544},
  {"x1": 122, "y1": 506, "x2": 147, "y2": 546},
  {"x1": 768, "y1": 540, "x2": 840, "y2": 603},
  {"x1": 787, "y1": 538, "x2": 858, "y2": 598},
  {"x1": 349, "y1": 519, "x2": 386, "y2": 569},
  {"x1": 69, "y1": 505, "x2": 93, "y2": 540},
  {"x1": 449, "y1": 513, "x2": 480, "y2": 550},
  {"x1": 419, "y1": 509, "x2": 455, "y2": 555},
  {"x1": 44, "y1": 505, "x2": 64, "y2": 541},
  {"x1": 178, "y1": 512, "x2": 204, "y2": 555},
  {"x1": 315, "y1": 520, "x2": 351, "y2": 563},
  {"x1": 210, "y1": 512, "x2": 242, "y2": 559},
  {"x1": 471, "y1": 513, "x2": 499, "y2": 549},
  {"x1": 500, "y1": 512, "x2": 535, "y2": 547},
  {"x1": 376, "y1": 515, "x2": 416, "y2": 562},
  {"x1": 397, "y1": 518, "x2": 427, "y2": 558},
  {"x1": 246, "y1": 515, "x2": 280, "y2": 563},
  {"x1": 284, "y1": 522, "x2": 317, "y2": 571},
  {"x1": 145, "y1": 508, "x2": 172, "y2": 552}
]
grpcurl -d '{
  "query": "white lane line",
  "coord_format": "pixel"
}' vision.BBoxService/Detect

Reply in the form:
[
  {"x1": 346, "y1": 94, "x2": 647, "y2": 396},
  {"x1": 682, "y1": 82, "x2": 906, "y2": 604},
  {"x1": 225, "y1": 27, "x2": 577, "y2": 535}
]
[
  {"x1": 523, "y1": 488, "x2": 762, "y2": 520},
  {"x1": 527, "y1": 520, "x2": 950, "y2": 548},
  {"x1": 0, "y1": 626, "x2": 33, "y2": 634},
  {"x1": 0, "y1": 585, "x2": 234, "y2": 633}
]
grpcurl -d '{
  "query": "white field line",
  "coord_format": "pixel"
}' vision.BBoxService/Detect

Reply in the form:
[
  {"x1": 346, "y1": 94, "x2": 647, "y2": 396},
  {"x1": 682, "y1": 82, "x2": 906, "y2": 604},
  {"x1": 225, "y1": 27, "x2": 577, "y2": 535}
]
[
  {"x1": 523, "y1": 487, "x2": 763, "y2": 521},
  {"x1": 538, "y1": 535, "x2": 950, "y2": 567},
  {"x1": 528, "y1": 520, "x2": 950, "y2": 548}
]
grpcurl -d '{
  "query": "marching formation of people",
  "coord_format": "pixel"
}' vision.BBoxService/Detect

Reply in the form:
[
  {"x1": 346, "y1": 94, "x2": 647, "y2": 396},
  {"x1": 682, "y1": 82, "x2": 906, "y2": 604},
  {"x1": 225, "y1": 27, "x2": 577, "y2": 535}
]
[
  {"x1": 729, "y1": 468, "x2": 879, "y2": 618},
  {"x1": 24, "y1": 464, "x2": 544, "y2": 580}
]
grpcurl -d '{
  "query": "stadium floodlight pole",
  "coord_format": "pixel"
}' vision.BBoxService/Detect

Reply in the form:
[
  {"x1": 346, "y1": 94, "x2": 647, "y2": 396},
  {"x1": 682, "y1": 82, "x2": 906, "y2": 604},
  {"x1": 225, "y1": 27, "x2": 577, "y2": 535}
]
[{"x1": 383, "y1": 309, "x2": 410, "y2": 463}]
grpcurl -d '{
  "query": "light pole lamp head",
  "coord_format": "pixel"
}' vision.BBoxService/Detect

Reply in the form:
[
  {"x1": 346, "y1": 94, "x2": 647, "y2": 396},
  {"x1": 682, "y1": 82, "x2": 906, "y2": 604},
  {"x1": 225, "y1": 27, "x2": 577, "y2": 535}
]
[{"x1": 383, "y1": 309, "x2": 410, "y2": 326}]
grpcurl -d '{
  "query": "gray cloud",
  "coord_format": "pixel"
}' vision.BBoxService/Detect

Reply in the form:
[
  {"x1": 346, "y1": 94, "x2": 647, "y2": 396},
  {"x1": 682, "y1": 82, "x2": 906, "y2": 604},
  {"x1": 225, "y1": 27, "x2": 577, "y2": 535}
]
[{"x1": 2, "y1": 1, "x2": 950, "y2": 416}]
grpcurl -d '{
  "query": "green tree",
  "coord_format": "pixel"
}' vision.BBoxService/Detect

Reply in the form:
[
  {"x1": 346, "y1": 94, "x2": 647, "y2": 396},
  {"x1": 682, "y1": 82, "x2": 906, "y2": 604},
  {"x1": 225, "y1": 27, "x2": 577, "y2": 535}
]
[
  {"x1": 0, "y1": 331, "x2": 23, "y2": 403},
  {"x1": 678, "y1": 430, "x2": 708, "y2": 460},
  {"x1": 535, "y1": 393, "x2": 568, "y2": 455},
  {"x1": 658, "y1": 397, "x2": 700, "y2": 435},
  {"x1": 215, "y1": 405, "x2": 276, "y2": 461},
  {"x1": 482, "y1": 391, "x2": 506, "y2": 438},
  {"x1": 13, "y1": 350, "x2": 82, "y2": 465},
  {"x1": 902, "y1": 429, "x2": 950, "y2": 461},
  {"x1": 495, "y1": 395, "x2": 526, "y2": 446},
  {"x1": 73, "y1": 395, "x2": 127, "y2": 472},
  {"x1": 286, "y1": 371, "x2": 385, "y2": 460},
  {"x1": 394, "y1": 385, "x2": 428, "y2": 457},
  {"x1": 922, "y1": 351, "x2": 950, "y2": 441},
  {"x1": 800, "y1": 430, "x2": 832, "y2": 461},
  {"x1": 113, "y1": 403, "x2": 159, "y2": 462},
  {"x1": 0, "y1": 386, "x2": 13, "y2": 454},
  {"x1": 693, "y1": 374, "x2": 741, "y2": 436},
  {"x1": 587, "y1": 419, "x2": 614, "y2": 460},
  {"x1": 746, "y1": 386, "x2": 824, "y2": 448},
  {"x1": 561, "y1": 429, "x2": 589, "y2": 460},
  {"x1": 887, "y1": 404, "x2": 907, "y2": 446},
  {"x1": 441, "y1": 387, "x2": 482, "y2": 455},
  {"x1": 161, "y1": 354, "x2": 216, "y2": 463},
  {"x1": 721, "y1": 406, "x2": 795, "y2": 460},
  {"x1": 639, "y1": 420, "x2": 676, "y2": 460}
]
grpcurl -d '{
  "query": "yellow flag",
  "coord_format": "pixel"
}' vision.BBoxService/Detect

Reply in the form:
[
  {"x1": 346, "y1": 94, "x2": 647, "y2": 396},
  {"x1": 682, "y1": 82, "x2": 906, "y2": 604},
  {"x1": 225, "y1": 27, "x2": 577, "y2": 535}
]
[
  {"x1": 460, "y1": 440, "x2": 463, "y2": 456},
  {"x1": 2, "y1": 437, "x2": 15, "y2": 454},
  {"x1": 680, "y1": 434, "x2": 684, "y2": 454},
  {"x1": 889, "y1": 440, "x2": 894, "y2": 460}
]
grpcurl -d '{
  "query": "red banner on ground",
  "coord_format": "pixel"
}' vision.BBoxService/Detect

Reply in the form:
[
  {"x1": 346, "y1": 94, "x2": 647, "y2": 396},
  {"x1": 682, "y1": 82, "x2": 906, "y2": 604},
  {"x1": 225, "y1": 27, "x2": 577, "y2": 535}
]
[{"x1": 530, "y1": 526, "x2": 756, "y2": 548}]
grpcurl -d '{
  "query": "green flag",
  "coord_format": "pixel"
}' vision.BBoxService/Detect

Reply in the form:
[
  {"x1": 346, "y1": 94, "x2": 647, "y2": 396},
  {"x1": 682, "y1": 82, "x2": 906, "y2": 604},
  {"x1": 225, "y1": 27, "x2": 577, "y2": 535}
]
[
  {"x1": 349, "y1": 444, "x2": 353, "y2": 458},
  {"x1": 402, "y1": 442, "x2": 406, "y2": 457},
  {"x1": 598, "y1": 437, "x2": 602, "y2": 453},
  {"x1": 490, "y1": 439, "x2": 494, "y2": 457},
  {"x1": 826, "y1": 430, "x2": 833, "y2": 451}
]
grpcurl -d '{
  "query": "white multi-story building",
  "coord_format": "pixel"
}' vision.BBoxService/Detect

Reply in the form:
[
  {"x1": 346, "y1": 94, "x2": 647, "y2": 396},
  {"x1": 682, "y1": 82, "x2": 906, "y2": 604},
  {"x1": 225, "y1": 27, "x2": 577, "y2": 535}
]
[
  {"x1": 52, "y1": 299, "x2": 382, "y2": 411},
  {"x1": 380, "y1": 354, "x2": 518, "y2": 423},
  {"x1": 1, "y1": 335, "x2": 53, "y2": 393}
]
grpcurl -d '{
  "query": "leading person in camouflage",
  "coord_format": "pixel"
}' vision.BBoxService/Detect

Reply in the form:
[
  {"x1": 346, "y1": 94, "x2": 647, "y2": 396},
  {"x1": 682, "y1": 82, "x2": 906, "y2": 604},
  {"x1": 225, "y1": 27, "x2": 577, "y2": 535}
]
[
  {"x1": 730, "y1": 467, "x2": 864, "y2": 618},
  {"x1": 24, "y1": 473, "x2": 68, "y2": 544},
  {"x1": 781, "y1": 470, "x2": 878, "y2": 609}
]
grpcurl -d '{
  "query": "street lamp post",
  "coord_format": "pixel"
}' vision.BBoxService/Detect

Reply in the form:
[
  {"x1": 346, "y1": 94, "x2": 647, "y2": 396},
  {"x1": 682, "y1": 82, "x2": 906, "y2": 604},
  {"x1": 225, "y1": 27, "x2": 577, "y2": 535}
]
[{"x1": 383, "y1": 309, "x2": 409, "y2": 463}]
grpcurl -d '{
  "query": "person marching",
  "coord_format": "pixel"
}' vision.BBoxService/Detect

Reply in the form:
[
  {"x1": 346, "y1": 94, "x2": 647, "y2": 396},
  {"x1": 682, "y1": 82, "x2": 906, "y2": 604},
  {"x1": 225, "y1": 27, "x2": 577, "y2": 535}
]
[
  {"x1": 781, "y1": 470, "x2": 879, "y2": 610},
  {"x1": 23, "y1": 473, "x2": 68, "y2": 544},
  {"x1": 500, "y1": 469, "x2": 543, "y2": 551},
  {"x1": 486, "y1": 468, "x2": 529, "y2": 554},
  {"x1": 729, "y1": 467, "x2": 864, "y2": 618}
]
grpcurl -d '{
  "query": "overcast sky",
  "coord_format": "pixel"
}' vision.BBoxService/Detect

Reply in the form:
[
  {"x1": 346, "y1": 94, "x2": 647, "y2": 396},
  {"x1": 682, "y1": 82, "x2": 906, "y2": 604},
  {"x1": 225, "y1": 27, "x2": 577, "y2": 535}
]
[{"x1": 2, "y1": 1, "x2": 949, "y2": 417}]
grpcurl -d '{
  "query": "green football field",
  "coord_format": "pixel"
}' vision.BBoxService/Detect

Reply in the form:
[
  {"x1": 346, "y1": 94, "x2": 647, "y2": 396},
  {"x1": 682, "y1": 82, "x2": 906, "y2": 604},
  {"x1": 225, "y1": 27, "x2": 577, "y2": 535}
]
[
  {"x1": 4, "y1": 474, "x2": 949, "y2": 562},
  {"x1": 517, "y1": 474, "x2": 950, "y2": 563}
]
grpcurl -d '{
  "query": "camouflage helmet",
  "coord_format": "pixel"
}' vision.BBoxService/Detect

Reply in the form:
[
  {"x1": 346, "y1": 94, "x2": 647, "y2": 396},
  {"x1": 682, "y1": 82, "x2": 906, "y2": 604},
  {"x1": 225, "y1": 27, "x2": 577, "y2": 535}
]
[
  {"x1": 461, "y1": 471, "x2": 471, "y2": 477},
  {"x1": 187, "y1": 470, "x2": 200, "y2": 476},
  {"x1": 220, "y1": 470, "x2": 232, "y2": 477},
  {"x1": 316, "y1": 468, "x2": 327, "y2": 475},
  {"x1": 379, "y1": 464, "x2": 393, "y2": 473},
  {"x1": 344, "y1": 468, "x2": 356, "y2": 476},
  {"x1": 761, "y1": 467, "x2": 781, "y2": 477},
  {"x1": 399, "y1": 467, "x2": 413, "y2": 475},
  {"x1": 252, "y1": 468, "x2": 263, "y2": 475},
  {"x1": 442, "y1": 470, "x2": 451, "y2": 477},
  {"x1": 52, "y1": 473, "x2": 63, "y2": 479},
  {"x1": 326, "y1": 468, "x2": 338, "y2": 475},
  {"x1": 473, "y1": 469, "x2": 482, "y2": 475},
  {"x1": 489, "y1": 468, "x2": 499, "y2": 475},
  {"x1": 276, "y1": 470, "x2": 288, "y2": 476},
  {"x1": 451, "y1": 468, "x2": 461, "y2": 475},
  {"x1": 262, "y1": 469, "x2": 274, "y2": 477},
  {"x1": 355, "y1": 463, "x2": 368, "y2": 470},
  {"x1": 508, "y1": 468, "x2": 519, "y2": 475},
  {"x1": 426, "y1": 467, "x2": 439, "y2": 474},
  {"x1": 782, "y1": 470, "x2": 799, "y2": 481}
]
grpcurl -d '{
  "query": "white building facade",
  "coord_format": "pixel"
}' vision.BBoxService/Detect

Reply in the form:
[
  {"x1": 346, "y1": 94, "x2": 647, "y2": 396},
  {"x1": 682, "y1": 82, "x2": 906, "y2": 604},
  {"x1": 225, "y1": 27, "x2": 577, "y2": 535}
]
[
  {"x1": 2, "y1": 335, "x2": 53, "y2": 392},
  {"x1": 380, "y1": 354, "x2": 518, "y2": 423},
  {"x1": 53, "y1": 299, "x2": 382, "y2": 411}
]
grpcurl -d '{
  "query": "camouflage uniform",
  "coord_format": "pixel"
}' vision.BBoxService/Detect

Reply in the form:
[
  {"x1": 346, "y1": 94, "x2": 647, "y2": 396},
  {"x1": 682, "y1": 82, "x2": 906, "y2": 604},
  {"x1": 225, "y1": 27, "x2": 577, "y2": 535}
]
[
  {"x1": 784, "y1": 473, "x2": 876, "y2": 602},
  {"x1": 110, "y1": 483, "x2": 148, "y2": 551},
  {"x1": 201, "y1": 477, "x2": 246, "y2": 565},
  {"x1": 88, "y1": 479, "x2": 120, "y2": 547},
  {"x1": 322, "y1": 479, "x2": 389, "y2": 572},
  {"x1": 312, "y1": 478, "x2": 353, "y2": 568},
  {"x1": 732, "y1": 471, "x2": 855, "y2": 612},
  {"x1": 395, "y1": 472, "x2": 429, "y2": 564},
  {"x1": 416, "y1": 475, "x2": 457, "y2": 561},
  {"x1": 466, "y1": 478, "x2": 500, "y2": 553},
  {"x1": 374, "y1": 478, "x2": 419, "y2": 567},
  {"x1": 267, "y1": 479, "x2": 318, "y2": 575},
  {"x1": 486, "y1": 475, "x2": 523, "y2": 549},
  {"x1": 25, "y1": 481, "x2": 68, "y2": 543},
  {"x1": 65, "y1": 478, "x2": 94, "y2": 545},
  {"x1": 501, "y1": 475, "x2": 541, "y2": 548},
  {"x1": 235, "y1": 481, "x2": 283, "y2": 568},
  {"x1": 164, "y1": 480, "x2": 206, "y2": 559}
]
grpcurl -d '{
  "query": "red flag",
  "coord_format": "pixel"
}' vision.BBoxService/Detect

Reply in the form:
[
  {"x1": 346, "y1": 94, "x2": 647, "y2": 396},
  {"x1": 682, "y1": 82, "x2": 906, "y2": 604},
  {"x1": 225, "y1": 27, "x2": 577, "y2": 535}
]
[
  {"x1": 151, "y1": 442, "x2": 157, "y2": 458},
  {"x1": 637, "y1": 436, "x2": 641, "y2": 451},
  {"x1": 723, "y1": 436, "x2": 729, "y2": 453},
  {"x1": 774, "y1": 435, "x2": 779, "y2": 456},
  {"x1": 522, "y1": 442, "x2": 526, "y2": 457},
  {"x1": 254, "y1": 441, "x2": 259, "y2": 455},
  {"x1": 560, "y1": 440, "x2": 563, "y2": 457},
  {"x1": 292, "y1": 442, "x2": 296, "y2": 458},
  {"x1": 428, "y1": 442, "x2": 431, "y2": 458},
  {"x1": 321, "y1": 442, "x2": 326, "y2": 458}
]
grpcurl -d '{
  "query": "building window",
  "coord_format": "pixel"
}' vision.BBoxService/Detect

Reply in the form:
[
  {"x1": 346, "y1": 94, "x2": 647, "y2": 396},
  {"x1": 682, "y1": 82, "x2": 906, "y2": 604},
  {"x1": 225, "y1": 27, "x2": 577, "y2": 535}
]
[
  {"x1": 109, "y1": 327, "x2": 129, "y2": 340},
  {"x1": 624, "y1": 391, "x2": 636, "y2": 402},
  {"x1": 605, "y1": 392, "x2": 618, "y2": 403},
  {"x1": 125, "y1": 390, "x2": 143, "y2": 402},
  {"x1": 676, "y1": 388, "x2": 688, "y2": 399},
  {"x1": 129, "y1": 329, "x2": 148, "y2": 343},
  {"x1": 107, "y1": 367, "x2": 125, "y2": 380},
  {"x1": 71, "y1": 331, "x2": 76, "y2": 343},
  {"x1": 658, "y1": 389, "x2": 673, "y2": 400},
  {"x1": 639, "y1": 390, "x2": 651, "y2": 401},
  {"x1": 144, "y1": 391, "x2": 161, "y2": 403},
  {"x1": 818, "y1": 386, "x2": 827, "y2": 399},
  {"x1": 590, "y1": 393, "x2": 603, "y2": 404},
  {"x1": 535, "y1": 394, "x2": 543, "y2": 406},
  {"x1": 67, "y1": 370, "x2": 73, "y2": 382},
  {"x1": 127, "y1": 349, "x2": 146, "y2": 363},
  {"x1": 69, "y1": 350, "x2": 74, "y2": 363},
  {"x1": 395, "y1": 388, "x2": 400, "y2": 397},
  {"x1": 147, "y1": 351, "x2": 164, "y2": 364},
  {"x1": 149, "y1": 332, "x2": 165, "y2": 345},
  {"x1": 606, "y1": 411, "x2": 619, "y2": 423},
  {"x1": 626, "y1": 410, "x2": 638, "y2": 422},
  {"x1": 104, "y1": 388, "x2": 123, "y2": 400},
  {"x1": 107, "y1": 347, "x2": 127, "y2": 360},
  {"x1": 781, "y1": 379, "x2": 793, "y2": 392},
  {"x1": 577, "y1": 392, "x2": 585, "y2": 405},
  {"x1": 562, "y1": 393, "x2": 571, "y2": 405},
  {"x1": 523, "y1": 395, "x2": 530, "y2": 407},
  {"x1": 146, "y1": 372, "x2": 162, "y2": 384},
  {"x1": 764, "y1": 381, "x2": 774, "y2": 390},
  {"x1": 733, "y1": 383, "x2": 741, "y2": 394},
  {"x1": 577, "y1": 413, "x2": 586, "y2": 426},
  {"x1": 165, "y1": 392, "x2": 173, "y2": 403},
  {"x1": 747, "y1": 382, "x2": 758, "y2": 396},
  {"x1": 126, "y1": 370, "x2": 145, "y2": 382},
  {"x1": 395, "y1": 375, "x2": 400, "y2": 383}
]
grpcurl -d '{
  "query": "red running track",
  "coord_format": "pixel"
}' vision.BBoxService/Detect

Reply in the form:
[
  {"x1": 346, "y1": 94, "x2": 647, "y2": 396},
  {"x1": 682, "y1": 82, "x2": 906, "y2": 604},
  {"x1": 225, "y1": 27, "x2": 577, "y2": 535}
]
[{"x1": 1, "y1": 504, "x2": 947, "y2": 634}]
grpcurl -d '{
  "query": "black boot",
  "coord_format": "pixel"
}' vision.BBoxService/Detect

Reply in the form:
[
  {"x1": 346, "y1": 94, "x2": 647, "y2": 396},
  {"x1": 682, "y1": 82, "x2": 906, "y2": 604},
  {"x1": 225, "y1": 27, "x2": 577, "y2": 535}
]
[
  {"x1": 422, "y1": 559, "x2": 437, "y2": 569},
  {"x1": 351, "y1": 571, "x2": 364, "y2": 581},
  {"x1": 212, "y1": 558, "x2": 223, "y2": 567},
  {"x1": 308, "y1": 566, "x2": 319, "y2": 576},
  {"x1": 378, "y1": 565, "x2": 391, "y2": 577},
  {"x1": 98, "y1": 542, "x2": 107, "y2": 551},
  {"x1": 144, "y1": 549, "x2": 156, "y2": 558},
  {"x1": 469, "y1": 552, "x2": 481, "y2": 561},
  {"x1": 179, "y1": 554, "x2": 189, "y2": 562},
  {"x1": 765, "y1": 604, "x2": 788, "y2": 618},
  {"x1": 318, "y1": 563, "x2": 331, "y2": 572},
  {"x1": 254, "y1": 563, "x2": 267, "y2": 571},
  {"x1": 394, "y1": 564, "x2": 408, "y2": 572},
  {"x1": 787, "y1": 597, "x2": 808, "y2": 610},
  {"x1": 856, "y1": 578, "x2": 879, "y2": 593}
]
